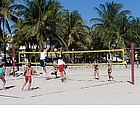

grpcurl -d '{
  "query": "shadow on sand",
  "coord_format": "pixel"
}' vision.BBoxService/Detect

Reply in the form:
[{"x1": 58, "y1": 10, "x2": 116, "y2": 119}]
[
  {"x1": 30, "y1": 87, "x2": 40, "y2": 90},
  {"x1": 5, "y1": 85, "x2": 15, "y2": 90}
]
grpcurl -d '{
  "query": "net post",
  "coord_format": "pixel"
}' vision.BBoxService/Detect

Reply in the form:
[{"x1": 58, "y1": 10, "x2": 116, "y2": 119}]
[{"x1": 131, "y1": 43, "x2": 135, "y2": 85}]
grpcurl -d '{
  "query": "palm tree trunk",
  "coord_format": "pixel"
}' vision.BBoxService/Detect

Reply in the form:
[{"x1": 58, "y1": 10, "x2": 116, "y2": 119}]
[
  {"x1": 3, "y1": 42, "x2": 6, "y2": 63},
  {"x1": 2, "y1": 17, "x2": 6, "y2": 63}
]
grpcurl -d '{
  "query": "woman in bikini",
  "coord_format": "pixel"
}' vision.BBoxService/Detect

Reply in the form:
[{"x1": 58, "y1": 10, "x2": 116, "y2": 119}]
[
  {"x1": 22, "y1": 63, "x2": 35, "y2": 91},
  {"x1": 93, "y1": 60, "x2": 100, "y2": 80},
  {"x1": 107, "y1": 60, "x2": 114, "y2": 81}
]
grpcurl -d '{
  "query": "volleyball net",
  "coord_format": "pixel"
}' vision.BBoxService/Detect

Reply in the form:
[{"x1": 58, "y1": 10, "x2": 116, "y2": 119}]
[{"x1": 18, "y1": 49, "x2": 124, "y2": 65}]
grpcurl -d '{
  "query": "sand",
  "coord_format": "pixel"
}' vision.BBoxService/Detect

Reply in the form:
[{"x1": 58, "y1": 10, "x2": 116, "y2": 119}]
[{"x1": 0, "y1": 65, "x2": 140, "y2": 105}]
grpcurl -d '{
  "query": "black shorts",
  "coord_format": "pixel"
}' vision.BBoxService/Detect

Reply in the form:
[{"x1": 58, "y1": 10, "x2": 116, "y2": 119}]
[{"x1": 40, "y1": 59, "x2": 46, "y2": 67}]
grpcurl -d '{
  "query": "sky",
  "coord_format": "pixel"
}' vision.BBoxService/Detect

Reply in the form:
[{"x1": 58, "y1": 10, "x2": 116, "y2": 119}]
[
  {"x1": 57, "y1": 0, "x2": 140, "y2": 26},
  {"x1": 10, "y1": 0, "x2": 140, "y2": 30}
]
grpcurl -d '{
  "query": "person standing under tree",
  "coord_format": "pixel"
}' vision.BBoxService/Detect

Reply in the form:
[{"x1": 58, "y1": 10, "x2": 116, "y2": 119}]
[{"x1": 22, "y1": 63, "x2": 35, "y2": 91}]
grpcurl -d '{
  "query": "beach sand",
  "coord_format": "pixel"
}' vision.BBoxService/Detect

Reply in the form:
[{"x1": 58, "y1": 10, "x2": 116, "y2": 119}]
[{"x1": 0, "y1": 65, "x2": 140, "y2": 105}]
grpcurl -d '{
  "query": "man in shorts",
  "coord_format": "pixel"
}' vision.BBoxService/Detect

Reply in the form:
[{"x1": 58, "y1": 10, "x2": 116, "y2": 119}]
[
  {"x1": 58, "y1": 57, "x2": 65, "y2": 82},
  {"x1": 40, "y1": 47, "x2": 49, "y2": 78}
]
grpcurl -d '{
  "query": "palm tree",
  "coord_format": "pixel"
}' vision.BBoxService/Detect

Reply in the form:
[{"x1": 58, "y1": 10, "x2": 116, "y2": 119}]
[
  {"x1": 12, "y1": 0, "x2": 90, "y2": 63},
  {"x1": 130, "y1": 17, "x2": 140, "y2": 47},
  {"x1": 0, "y1": 17, "x2": 2, "y2": 48},
  {"x1": 113, "y1": 15, "x2": 133, "y2": 49},
  {"x1": 129, "y1": 17, "x2": 140, "y2": 59},
  {"x1": 12, "y1": 0, "x2": 63, "y2": 51},
  {"x1": 56, "y1": 10, "x2": 90, "y2": 51},
  {"x1": 53, "y1": 10, "x2": 91, "y2": 62},
  {"x1": 90, "y1": 1, "x2": 131, "y2": 49},
  {"x1": 0, "y1": 0, "x2": 19, "y2": 62}
]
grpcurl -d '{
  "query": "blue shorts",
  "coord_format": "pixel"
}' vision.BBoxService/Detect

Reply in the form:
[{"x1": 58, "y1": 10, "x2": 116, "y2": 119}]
[{"x1": 40, "y1": 59, "x2": 46, "y2": 67}]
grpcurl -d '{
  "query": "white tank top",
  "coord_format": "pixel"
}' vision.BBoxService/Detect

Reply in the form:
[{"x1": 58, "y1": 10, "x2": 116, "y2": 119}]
[
  {"x1": 40, "y1": 50, "x2": 46, "y2": 60},
  {"x1": 58, "y1": 59, "x2": 64, "y2": 65}
]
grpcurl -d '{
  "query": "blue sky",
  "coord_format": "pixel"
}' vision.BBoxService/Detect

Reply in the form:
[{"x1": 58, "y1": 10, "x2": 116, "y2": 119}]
[{"x1": 58, "y1": 0, "x2": 140, "y2": 26}]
